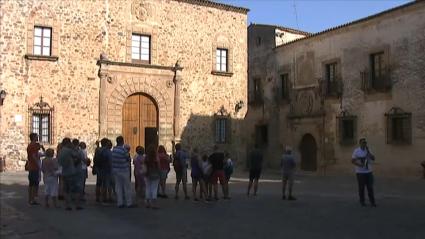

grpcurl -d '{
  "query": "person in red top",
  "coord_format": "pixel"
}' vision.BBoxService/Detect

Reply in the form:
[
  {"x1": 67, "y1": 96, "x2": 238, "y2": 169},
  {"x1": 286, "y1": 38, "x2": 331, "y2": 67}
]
[
  {"x1": 158, "y1": 145, "x2": 171, "y2": 198},
  {"x1": 27, "y1": 133, "x2": 44, "y2": 205}
]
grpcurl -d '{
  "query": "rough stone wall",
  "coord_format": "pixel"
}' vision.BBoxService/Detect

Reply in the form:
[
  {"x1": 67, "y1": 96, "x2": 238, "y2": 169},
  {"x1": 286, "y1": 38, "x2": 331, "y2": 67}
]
[
  {"x1": 0, "y1": 0, "x2": 247, "y2": 170},
  {"x1": 248, "y1": 2, "x2": 425, "y2": 177}
]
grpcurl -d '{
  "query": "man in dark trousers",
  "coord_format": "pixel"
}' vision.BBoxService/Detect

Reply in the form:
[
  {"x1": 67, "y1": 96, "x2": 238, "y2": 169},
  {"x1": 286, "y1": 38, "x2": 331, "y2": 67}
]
[
  {"x1": 247, "y1": 144, "x2": 263, "y2": 197},
  {"x1": 352, "y1": 138, "x2": 376, "y2": 207}
]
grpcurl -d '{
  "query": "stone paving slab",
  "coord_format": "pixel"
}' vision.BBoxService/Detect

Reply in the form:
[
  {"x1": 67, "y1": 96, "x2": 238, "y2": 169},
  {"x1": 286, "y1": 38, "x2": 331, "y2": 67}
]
[{"x1": 1, "y1": 172, "x2": 425, "y2": 239}]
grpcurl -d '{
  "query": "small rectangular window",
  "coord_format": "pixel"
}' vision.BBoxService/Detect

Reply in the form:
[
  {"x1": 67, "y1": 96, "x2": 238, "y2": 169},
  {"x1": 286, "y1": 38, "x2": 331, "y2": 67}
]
[
  {"x1": 370, "y1": 52, "x2": 390, "y2": 90},
  {"x1": 33, "y1": 26, "x2": 52, "y2": 56},
  {"x1": 386, "y1": 108, "x2": 411, "y2": 145},
  {"x1": 216, "y1": 48, "x2": 228, "y2": 72},
  {"x1": 280, "y1": 74, "x2": 289, "y2": 99},
  {"x1": 131, "y1": 34, "x2": 151, "y2": 63},
  {"x1": 215, "y1": 118, "x2": 228, "y2": 143},
  {"x1": 325, "y1": 62, "x2": 340, "y2": 96},
  {"x1": 337, "y1": 113, "x2": 357, "y2": 145}
]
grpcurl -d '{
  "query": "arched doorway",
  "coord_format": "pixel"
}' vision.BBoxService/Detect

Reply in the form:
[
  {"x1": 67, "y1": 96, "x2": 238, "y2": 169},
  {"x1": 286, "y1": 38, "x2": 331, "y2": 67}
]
[
  {"x1": 122, "y1": 93, "x2": 158, "y2": 154},
  {"x1": 299, "y1": 134, "x2": 317, "y2": 171}
]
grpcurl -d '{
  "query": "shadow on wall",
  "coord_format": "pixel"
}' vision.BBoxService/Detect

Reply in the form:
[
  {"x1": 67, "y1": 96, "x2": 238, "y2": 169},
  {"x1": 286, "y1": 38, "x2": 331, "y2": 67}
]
[{"x1": 178, "y1": 113, "x2": 251, "y2": 170}]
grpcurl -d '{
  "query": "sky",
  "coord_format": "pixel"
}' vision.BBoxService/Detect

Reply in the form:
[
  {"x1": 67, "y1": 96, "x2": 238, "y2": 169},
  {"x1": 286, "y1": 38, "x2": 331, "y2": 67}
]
[{"x1": 214, "y1": 0, "x2": 413, "y2": 33}]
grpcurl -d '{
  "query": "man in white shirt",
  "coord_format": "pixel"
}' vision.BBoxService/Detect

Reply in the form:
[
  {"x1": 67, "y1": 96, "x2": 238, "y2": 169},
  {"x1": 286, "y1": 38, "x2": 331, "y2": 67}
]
[{"x1": 351, "y1": 138, "x2": 376, "y2": 207}]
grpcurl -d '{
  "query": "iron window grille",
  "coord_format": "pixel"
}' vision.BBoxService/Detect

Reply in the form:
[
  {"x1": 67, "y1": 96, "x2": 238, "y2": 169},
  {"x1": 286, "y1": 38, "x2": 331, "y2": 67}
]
[
  {"x1": 28, "y1": 96, "x2": 54, "y2": 144},
  {"x1": 336, "y1": 110, "x2": 357, "y2": 145},
  {"x1": 385, "y1": 107, "x2": 412, "y2": 145}
]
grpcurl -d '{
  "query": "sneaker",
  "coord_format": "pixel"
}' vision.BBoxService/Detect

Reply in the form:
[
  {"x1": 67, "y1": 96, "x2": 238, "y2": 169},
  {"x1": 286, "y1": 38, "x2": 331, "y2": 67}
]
[
  {"x1": 118, "y1": 205, "x2": 125, "y2": 208},
  {"x1": 76, "y1": 206, "x2": 84, "y2": 210},
  {"x1": 288, "y1": 196, "x2": 297, "y2": 201},
  {"x1": 163, "y1": 194, "x2": 169, "y2": 199},
  {"x1": 127, "y1": 204, "x2": 137, "y2": 208},
  {"x1": 29, "y1": 201, "x2": 40, "y2": 206},
  {"x1": 65, "y1": 207, "x2": 72, "y2": 211},
  {"x1": 282, "y1": 196, "x2": 286, "y2": 200}
]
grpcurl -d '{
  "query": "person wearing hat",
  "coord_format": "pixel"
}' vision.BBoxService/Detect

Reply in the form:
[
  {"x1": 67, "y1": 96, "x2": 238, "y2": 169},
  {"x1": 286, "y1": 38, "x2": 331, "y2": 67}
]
[
  {"x1": 352, "y1": 138, "x2": 376, "y2": 207},
  {"x1": 281, "y1": 145, "x2": 296, "y2": 200}
]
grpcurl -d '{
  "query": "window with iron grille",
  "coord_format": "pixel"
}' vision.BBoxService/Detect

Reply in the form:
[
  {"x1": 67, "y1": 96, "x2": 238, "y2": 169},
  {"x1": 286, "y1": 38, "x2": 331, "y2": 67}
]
[
  {"x1": 386, "y1": 107, "x2": 412, "y2": 145},
  {"x1": 216, "y1": 48, "x2": 228, "y2": 72},
  {"x1": 324, "y1": 62, "x2": 342, "y2": 97},
  {"x1": 131, "y1": 34, "x2": 150, "y2": 63},
  {"x1": 370, "y1": 52, "x2": 390, "y2": 91},
  {"x1": 280, "y1": 74, "x2": 289, "y2": 99},
  {"x1": 33, "y1": 26, "x2": 52, "y2": 56},
  {"x1": 29, "y1": 97, "x2": 54, "y2": 144},
  {"x1": 337, "y1": 112, "x2": 357, "y2": 145},
  {"x1": 215, "y1": 118, "x2": 228, "y2": 144}
]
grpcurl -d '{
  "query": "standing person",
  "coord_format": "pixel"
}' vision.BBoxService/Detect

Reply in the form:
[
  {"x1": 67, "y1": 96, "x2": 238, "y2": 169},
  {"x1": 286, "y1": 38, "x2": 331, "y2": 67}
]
[
  {"x1": 57, "y1": 138, "x2": 83, "y2": 210},
  {"x1": 41, "y1": 148, "x2": 59, "y2": 208},
  {"x1": 158, "y1": 145, "x2": 171, "y2": 198},
  {"x1": 247, "y1": 144, "x2": 263, "y2": 197},
  {"x1": 201, "y1": 154, "x2": 212, "y2": 201},
  {"x1": 209, "y1": 145, "x2": 229, "y2": 200},
  {"x1": 144, "y1": 145, "x2": 161, "y2": 209},
  {"x1": 111, "y1": 136, "x2": 134, "y2": 208},
  {"x1": 173, "y1": 143, "x2": 189, "y2": 200},
  {"x1": 223, "y1": 152, "x2": 234, "y2": 198},
  {"x1": 72, "y1": 139, "x2": 85, "y2": 202},
  {"x1": 133, "y1": 146, "x2": 146, "y2": 203},
  {"x1": 95, "y1": 138, "x2": 113, "y2": 204},
  {"x1": 26, "y1": 133, "x2": 44, "y2": 205},
  {"x1": 78, "y1": 142, "x2": 89, "y2": 198},
  {"x1": 190, "y1": 148, "x2": 203, "y2": 201},
  {"x1": 56, "y1": 143, "x2": 64, "y2": 200},
  {"x1": 352, "y1": 138, "x2": 377, "y2": 207},
  {"x1": 281, "y1": 146, "x2": 296, "y2": 200}
]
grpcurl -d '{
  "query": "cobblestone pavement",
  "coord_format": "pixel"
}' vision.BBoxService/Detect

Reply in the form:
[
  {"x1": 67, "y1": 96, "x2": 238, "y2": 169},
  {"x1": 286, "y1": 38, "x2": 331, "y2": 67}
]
[{"x1": 1, "y1": 171, "x2": 425, "y2": 239}]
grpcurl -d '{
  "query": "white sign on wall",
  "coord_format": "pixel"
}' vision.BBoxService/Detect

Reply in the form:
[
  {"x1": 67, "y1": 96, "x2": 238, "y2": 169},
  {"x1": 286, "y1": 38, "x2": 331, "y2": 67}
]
[{"x1": 14, "y1": 114, "x2": 23, "y2": 123}]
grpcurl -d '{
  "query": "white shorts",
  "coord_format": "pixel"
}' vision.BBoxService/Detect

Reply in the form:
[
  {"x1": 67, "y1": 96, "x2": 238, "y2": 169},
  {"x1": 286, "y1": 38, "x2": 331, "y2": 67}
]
[{"x1": 44, "y1": 176, "x2": 59, "y2": 197}]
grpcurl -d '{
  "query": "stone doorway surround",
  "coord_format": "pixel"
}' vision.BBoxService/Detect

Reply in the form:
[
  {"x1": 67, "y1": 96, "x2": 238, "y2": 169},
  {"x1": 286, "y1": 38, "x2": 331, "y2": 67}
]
[{"x1": 97, "y1": 55, "x2": 182, "y2": 152}]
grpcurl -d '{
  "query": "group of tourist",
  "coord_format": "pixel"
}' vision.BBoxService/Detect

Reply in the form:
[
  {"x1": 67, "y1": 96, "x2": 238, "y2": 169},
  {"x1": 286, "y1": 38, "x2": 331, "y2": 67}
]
[{"x1": 26, "y1": 132, "x2": 379, "y2": 210}]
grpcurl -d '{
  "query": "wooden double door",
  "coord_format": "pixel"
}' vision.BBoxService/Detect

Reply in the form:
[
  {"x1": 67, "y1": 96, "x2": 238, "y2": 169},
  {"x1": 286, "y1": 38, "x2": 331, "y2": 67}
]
[
  {"x1": 122, "y1": 93, "x2": 158, "y2": 155},
  {"x1": 299, "y1": 134, "x2": 317, "y2": 171}
]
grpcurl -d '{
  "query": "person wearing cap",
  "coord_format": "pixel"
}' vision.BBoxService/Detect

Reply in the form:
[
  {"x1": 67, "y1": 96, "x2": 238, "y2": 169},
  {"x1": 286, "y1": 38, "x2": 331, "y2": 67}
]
[
  {"x1": 352, "y1": 138, "x2": 376, "y2": 207},
  {"x1": 281, "y1": 145, "x2": 296, "y2": 200}
]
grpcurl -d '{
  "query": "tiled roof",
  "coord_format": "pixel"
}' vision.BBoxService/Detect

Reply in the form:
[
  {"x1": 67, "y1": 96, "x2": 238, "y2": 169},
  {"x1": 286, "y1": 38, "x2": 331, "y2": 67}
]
[
  {"x1": 172, "y1": 0, "x2": 249, "y2": 14},
  {"x1": 248, "y1": 23, "x2": 311, "y2": 36},
  {"x1": 276, "y1": 0, "x2": 422, "y2": 49}
]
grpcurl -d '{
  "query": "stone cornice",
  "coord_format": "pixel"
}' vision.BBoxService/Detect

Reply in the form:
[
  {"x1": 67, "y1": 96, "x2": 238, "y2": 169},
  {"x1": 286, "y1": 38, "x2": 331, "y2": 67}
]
[
  {"x1": 97, "y1": 60, "x2": 183, "y2": 72},
  {"x1": 172, "y1": 0, "x2": 249, "y2": 14}
]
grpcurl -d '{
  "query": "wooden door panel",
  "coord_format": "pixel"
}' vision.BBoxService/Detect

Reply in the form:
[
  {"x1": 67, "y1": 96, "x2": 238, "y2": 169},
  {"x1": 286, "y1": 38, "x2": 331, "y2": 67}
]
[
  {"x1": 123, "y1": 93, "x2": 158, "y2": 152},
  {"x1": 123, "y1": 94, "x2": 140, "y2": 155}
]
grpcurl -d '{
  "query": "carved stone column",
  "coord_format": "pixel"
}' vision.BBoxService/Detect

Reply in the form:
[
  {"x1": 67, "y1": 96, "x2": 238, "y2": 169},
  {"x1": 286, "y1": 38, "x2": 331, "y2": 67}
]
[
  {"x1": 98, "y1": 61, "x2": 109, "y2": 139},
  {"x1": 173, "y1": 63, "x2": 183, "y2": 143}
]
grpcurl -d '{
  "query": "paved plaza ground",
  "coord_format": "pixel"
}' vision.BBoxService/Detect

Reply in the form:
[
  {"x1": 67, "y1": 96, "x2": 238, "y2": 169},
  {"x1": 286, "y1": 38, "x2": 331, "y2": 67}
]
[{"x1": 1, "y1": 171, "x2": 424, "y2": 239}]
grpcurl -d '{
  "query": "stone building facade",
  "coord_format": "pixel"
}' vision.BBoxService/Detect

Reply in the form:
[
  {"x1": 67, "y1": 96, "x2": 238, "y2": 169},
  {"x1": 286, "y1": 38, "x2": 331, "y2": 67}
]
[
  {"x1": 247, "y1": 1, "x2": 425, "y2": 177},
  {"x1": 0, "y1": 0, "x2": 248, "y2": 170}
]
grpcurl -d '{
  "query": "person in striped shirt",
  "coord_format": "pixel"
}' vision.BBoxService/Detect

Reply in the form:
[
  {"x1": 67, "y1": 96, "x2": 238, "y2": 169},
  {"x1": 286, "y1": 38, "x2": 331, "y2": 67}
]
[{"x1": 111, "y1": 136, "x2": 134, "y2": 208}]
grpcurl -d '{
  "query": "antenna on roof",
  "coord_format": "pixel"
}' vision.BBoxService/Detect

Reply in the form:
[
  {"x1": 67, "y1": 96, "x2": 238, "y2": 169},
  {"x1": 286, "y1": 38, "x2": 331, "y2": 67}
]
[{"x1": 293, "y1": 0, "x2": 299, "y2": 29}]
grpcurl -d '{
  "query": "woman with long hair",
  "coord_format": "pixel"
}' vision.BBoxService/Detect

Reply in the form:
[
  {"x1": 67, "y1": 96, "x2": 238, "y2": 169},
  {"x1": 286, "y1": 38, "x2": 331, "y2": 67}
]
[
  {"x1": 144, "y1": 145, "x2": 161, "y2": 209},
  {"x1": 158, "y1": 145, "x2": 171, "y2": 198}
]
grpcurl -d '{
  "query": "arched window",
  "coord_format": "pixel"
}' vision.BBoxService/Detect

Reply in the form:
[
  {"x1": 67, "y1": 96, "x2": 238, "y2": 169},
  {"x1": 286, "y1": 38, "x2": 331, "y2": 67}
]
[{"x1": 28, "y1": 96, "x2": 54, "y2": 144}]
